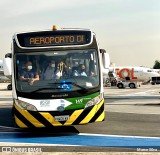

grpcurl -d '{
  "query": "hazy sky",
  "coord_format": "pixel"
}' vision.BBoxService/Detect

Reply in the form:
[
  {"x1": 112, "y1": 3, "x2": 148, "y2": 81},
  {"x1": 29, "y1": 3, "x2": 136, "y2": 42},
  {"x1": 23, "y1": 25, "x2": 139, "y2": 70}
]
[{"x1": 0, "y1": 0, "x2": 160, "y2": 67}]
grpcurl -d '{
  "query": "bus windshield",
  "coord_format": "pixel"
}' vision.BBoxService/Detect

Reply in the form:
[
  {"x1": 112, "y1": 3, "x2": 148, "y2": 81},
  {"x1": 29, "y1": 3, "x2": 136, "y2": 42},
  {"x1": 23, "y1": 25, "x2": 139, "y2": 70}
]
[{"x1": 15, "y1": 49, "x2": 100, "y2": 94}]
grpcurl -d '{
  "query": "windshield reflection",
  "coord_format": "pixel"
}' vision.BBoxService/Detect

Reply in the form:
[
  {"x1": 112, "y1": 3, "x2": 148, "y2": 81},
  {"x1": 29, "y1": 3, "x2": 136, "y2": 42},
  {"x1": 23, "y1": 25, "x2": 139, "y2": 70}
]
[{"x1": 15, "y1": 49, "x2": 99, "y2": 93}]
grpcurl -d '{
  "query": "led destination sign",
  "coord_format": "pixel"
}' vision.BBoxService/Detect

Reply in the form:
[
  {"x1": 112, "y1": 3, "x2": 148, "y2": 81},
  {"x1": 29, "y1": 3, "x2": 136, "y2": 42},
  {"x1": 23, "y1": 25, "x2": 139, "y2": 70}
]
[
  {"x1": 17, "y1": 31, "x2": 91, "y2": 47},
  {"x1": 27, "y1": 35, "x2": 85, "y2": 46}
]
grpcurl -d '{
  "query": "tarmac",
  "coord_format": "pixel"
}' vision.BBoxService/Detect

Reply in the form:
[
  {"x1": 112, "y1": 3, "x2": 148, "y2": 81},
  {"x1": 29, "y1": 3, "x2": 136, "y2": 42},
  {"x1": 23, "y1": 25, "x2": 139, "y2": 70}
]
[
  {"x1": 0, "y1": 83, "x2": 160, "y2": 154},
  {"x1": 0, "y1": 83, "x2": 160, "y2": 102},
  {"x1": 104, "y1": 84, "x2": 160, "y2": 99}
]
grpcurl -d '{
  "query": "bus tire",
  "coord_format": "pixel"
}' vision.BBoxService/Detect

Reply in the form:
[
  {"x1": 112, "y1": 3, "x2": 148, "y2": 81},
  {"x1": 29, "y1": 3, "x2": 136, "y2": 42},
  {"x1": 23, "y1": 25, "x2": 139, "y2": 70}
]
[
  {"x1": 14, "y1": 122, "x2": 19, "y2": 128},
  {"x1": 11, "y1": 106, "x2": 19, "y2": 128}
]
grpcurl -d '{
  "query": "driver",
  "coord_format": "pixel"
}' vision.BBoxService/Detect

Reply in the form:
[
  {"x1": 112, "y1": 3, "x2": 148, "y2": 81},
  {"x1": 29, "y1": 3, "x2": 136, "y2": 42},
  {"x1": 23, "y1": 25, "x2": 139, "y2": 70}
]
[{"x1": 19, "y1": 61, "x2": 39, "y2": 85}]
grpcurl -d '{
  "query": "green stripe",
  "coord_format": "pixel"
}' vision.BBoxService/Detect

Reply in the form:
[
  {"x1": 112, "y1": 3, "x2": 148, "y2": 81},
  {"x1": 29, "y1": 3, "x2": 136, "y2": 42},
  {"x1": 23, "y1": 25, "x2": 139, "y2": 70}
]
[{"x1": 65, "y1": 92, "x2": 99, "y2": 110}]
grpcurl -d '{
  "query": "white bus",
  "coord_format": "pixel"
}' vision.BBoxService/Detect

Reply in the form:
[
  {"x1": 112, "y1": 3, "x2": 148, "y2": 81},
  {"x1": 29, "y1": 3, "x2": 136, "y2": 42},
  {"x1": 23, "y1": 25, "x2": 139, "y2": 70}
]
[{"x1": 4, "y1": 26, "x2": 109, "y2": 128}]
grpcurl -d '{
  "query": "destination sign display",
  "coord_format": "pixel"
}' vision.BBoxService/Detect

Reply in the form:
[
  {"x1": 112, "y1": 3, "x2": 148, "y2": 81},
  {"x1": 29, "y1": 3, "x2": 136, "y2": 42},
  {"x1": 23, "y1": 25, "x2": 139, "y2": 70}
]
[
  {"x1": 17, "y1": 31, "x2": 91, "y2": 47},
  {"x1": 25, "y1": 35, "x2": 85, "y2": 46}
]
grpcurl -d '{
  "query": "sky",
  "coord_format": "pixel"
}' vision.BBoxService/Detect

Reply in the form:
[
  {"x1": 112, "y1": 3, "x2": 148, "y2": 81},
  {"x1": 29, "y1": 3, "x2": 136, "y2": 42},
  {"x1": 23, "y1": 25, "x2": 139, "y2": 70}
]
[{"x1": 0, "y1": 0, "x2": 160, "y2": 68}]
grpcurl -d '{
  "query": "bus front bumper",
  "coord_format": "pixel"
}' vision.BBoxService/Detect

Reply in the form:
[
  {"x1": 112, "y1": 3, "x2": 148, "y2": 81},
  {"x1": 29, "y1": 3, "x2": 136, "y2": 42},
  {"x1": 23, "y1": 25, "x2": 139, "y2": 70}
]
[{"x1": 13, "y1": 99, "x2": 104, "y2": 128}]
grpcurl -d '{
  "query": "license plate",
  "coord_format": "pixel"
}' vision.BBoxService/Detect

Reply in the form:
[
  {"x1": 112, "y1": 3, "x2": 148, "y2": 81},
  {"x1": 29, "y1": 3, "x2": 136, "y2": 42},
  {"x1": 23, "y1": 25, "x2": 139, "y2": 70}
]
[{"x1": 54, "y1": 115, "x2": 70, "y2": 121}]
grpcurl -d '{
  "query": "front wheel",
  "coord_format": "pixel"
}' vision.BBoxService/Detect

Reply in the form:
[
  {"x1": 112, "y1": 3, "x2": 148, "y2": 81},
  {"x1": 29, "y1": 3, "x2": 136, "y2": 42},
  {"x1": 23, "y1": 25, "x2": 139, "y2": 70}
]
[
  {"x1": 129, "y1": 83, "x2": 135, "y2": 89},
  {"x1": 11, "y1": 106, "x2": 19, "y2": 128}
]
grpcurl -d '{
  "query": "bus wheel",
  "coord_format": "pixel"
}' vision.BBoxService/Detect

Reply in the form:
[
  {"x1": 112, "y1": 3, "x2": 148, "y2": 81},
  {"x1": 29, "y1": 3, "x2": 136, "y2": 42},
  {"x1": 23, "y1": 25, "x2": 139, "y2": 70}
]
[
  {"x1": 129, "y1": 83, "x2": 135, "y2": 89},
  {"x1": 117, "y1": 83, "x2": 124, "y2": 89},
  {"x1": 11, "y1": 106, "x2": 19, "y2": 128},
  {"x1": 11, "y1": 106, "x2": 14, "y2": 118}
]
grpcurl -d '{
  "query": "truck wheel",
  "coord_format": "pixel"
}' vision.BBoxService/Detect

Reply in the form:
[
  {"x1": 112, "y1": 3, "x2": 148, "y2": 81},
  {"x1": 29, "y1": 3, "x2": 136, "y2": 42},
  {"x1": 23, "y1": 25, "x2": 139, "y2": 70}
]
[
  {"x1": 7, "y1": 84, "x2": 12, "y2": 90},
  {"x1": 117, "y1": 83, "x2": 124, "y2": 89},
  {"x1": 129, "y1": 83, "x2": 135, "y2": 89}
]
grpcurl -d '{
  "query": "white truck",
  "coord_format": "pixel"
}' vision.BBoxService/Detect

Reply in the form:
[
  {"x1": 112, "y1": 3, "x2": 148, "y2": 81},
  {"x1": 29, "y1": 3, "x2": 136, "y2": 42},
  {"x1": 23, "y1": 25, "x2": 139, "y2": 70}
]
[
  {"x1": 116, "y1": 77, "x2": 141, "y2": 89},
  {"x1": 117, "y1": 80, "x2": 141, "y2": 89}
]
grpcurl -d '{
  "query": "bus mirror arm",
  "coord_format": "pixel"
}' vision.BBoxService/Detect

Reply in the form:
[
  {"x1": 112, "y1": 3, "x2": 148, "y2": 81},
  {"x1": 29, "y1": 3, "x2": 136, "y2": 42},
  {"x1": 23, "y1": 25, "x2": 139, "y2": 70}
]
[{"x1": 5, "y1": 53, "x2": 12, "y2": 58}]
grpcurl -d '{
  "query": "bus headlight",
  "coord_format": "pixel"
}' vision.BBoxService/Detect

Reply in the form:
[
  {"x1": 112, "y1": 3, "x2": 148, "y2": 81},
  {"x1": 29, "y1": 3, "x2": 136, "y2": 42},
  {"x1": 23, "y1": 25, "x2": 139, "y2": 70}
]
[
  {"x1": 15, "y1": 100, "x2": 37, "y2": 111},
  {"x1": 85, "y1": 93, "x2": 103, "y2": 109}
]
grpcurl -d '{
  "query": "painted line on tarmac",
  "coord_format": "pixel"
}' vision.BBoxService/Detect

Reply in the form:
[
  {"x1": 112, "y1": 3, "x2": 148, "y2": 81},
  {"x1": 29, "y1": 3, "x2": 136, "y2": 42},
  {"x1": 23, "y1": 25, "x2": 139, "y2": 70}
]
[
  {"x1": 104, "y1": 95, "x2": 160, "y2": 99},
  {"x1": 0, "y1": 132, "x2": 160, "y2": 147},
  {"x1": 0, "y1": 142, "x2": 81, "y2": 146},
  {"x1": 79, "y1": 133, "x2": 160, "y2": 139},
  {"x1": 0, "y1": 98, "x2": 12, "y2": 101},
  {"x1": 0, "y1": 126, "x2": 19, "y2": 130}
]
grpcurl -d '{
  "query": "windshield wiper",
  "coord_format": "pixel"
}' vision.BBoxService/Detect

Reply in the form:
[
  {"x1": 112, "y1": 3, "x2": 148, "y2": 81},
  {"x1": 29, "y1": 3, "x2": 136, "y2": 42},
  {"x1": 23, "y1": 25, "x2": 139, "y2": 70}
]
[
  {"x1": 51, "y1": 82, "x2": 88, "y2": 92},
  {"x1": 31, "y1": 81, "x2": 88, "y2": 93},
  {"x1": 30, "y1": 87, "x2": 63, "y2": 93}
]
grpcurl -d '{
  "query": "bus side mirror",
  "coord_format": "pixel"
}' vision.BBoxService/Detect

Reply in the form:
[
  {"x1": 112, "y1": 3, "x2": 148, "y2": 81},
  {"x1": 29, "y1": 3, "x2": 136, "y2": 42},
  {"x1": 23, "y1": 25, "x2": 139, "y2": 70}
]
[
  {"x1": 3, "y1": 53, "x2": 12, "y2": 76},
  {"x1": 100, "y1": 49, "x2": 110, "y2": 69}
]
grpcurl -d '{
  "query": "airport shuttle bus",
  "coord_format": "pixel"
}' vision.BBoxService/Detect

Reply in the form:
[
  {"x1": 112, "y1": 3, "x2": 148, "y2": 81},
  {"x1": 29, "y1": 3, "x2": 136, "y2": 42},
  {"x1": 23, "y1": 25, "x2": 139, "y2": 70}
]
[{"x1": 4, "y1": 26, "x2": 108, "y2": 128}]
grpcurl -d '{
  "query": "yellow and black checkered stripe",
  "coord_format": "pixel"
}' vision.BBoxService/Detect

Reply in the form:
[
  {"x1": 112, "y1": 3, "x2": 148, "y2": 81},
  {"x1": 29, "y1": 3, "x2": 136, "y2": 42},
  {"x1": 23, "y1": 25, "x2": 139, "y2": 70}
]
[{"x1": 14, "y1": 99, "x2": 105, "y2": 128}]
